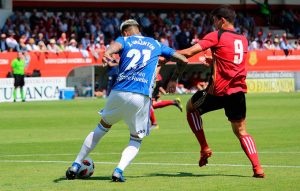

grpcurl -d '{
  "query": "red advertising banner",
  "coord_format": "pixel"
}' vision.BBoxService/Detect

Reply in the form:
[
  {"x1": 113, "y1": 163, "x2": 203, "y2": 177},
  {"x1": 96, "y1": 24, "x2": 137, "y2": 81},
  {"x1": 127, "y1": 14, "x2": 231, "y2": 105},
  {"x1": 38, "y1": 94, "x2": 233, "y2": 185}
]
[
  {"x1": 0, "y1": 52, "x2": 104, "y2": 78},
  {"x1": 1, "y1": 50, "x2": 300, "y2": 78}
]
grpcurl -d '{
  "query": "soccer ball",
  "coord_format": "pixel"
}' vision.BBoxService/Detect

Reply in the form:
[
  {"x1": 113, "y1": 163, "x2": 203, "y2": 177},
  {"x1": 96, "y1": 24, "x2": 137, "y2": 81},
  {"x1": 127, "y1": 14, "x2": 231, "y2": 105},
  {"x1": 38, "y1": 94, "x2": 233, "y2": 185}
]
[{"x1": 76, "y1": 157, "x2": 95, "y2": 179}]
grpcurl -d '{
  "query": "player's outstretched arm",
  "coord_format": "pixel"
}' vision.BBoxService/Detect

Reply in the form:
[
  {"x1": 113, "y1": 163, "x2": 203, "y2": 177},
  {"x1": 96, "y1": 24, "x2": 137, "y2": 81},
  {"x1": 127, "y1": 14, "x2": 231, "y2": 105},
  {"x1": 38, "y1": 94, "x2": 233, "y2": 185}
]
[
  {"x1": 166, "y1": 52, "x2": 188, "y2": 93},
  {"x1": 102, "y1": 42, "x2": 122, "y2": 67},
  {"x1": 177, "y1": 43, "x2": 203, "y2": 58}
]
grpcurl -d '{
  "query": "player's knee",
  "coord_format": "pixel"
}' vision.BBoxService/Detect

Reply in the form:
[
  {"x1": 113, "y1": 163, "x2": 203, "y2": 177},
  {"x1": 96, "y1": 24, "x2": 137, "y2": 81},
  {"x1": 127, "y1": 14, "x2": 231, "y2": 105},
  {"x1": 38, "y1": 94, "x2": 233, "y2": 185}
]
[
  {"x1": 230, "y1": 119, "x2": 247, "y2": 138},
  {"x1": 186, "y1": 99, "x2": 195, "y2": 113},
  {"x1": 100, "y1": 119, "x2": 112, "y2": 128},
  {"x1": 130, "y1": 134, "x2": 143, "y2": 143}
]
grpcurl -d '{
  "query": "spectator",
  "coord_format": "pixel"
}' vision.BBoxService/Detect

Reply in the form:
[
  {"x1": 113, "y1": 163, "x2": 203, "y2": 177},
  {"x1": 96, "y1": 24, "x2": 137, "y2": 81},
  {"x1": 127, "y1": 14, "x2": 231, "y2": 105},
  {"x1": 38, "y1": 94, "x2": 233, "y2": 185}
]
[
  {"x1": 19, "y1": 34, "x2": 28, "y2": 52},
  {"x1": 36, "y1": 32, "x2": 46, "y2": 44},
  {"x1": 81, "y1": 33, "x2": 91, "y2": 50},
  {"x1": 29, "y1": 9, "x2": 40, "y2": 29},
  {"x1": 37, "y1": 41, "x2": 47, "y2": 52},
  {"x1": 248, "y1": 36, "x2": 260, "y2": 50},
  {"x1": 176, "y1": 27, "x2": 190, "y2": 49},
  {"x1": 263, "y1": 39, "x2": 275, "y2": 50},
  {"x1": 292, "y1": 39, "x2": 300, "y2": 50},
  {"x1": 159, "y1": 33, "x2": 169, "y2": 46},
  {"x1": 99, "y1": 40, "x2": 106, "y2": 50},
  {"x1": 6, "y1": 31, "x2": 19, "y2": 52},
  {"x1": 57, "y1": 39, "x2": 67, "y2": 51},
  {"x1": 26, "y1": 38, "x2": 38, "y2": 51},
  {"x1": 280, "y1": 32, "x2": 292, "y2": 56},
  {"x1": 191, "y1": 33, "x2": 200, "y2": 45},
  {"x1": 78, "y1": 42, "x2": 89, "y2": 58},
  {"x1": 96, "y1": 33, "x2": 104, "y2": 44},
  {"x1": 47, "y1": 39, "x2": 61, "y2": 53},
  {"x1": 57, "y1": 32, "x2": 68, "y2": 44},
  {"x1": 263, "y1": 32, "x2": 273, "y2": 43},
  {"x1": 0, "y1": 33, "x2": 8, "y2": 52},
  {"x1": 66, "y1": 39, "x2": 79, "y2": 52},
  {"x1": 273, "y1": 37, "x2": 281, "y2": 50}
]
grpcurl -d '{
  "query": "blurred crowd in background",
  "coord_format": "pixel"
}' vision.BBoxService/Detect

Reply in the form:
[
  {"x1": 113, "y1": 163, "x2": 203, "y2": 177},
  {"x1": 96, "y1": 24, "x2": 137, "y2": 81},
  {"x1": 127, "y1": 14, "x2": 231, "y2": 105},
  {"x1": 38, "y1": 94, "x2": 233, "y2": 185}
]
[{"x1": 1, "y1": 8, "x2": 300, "y2": 54}]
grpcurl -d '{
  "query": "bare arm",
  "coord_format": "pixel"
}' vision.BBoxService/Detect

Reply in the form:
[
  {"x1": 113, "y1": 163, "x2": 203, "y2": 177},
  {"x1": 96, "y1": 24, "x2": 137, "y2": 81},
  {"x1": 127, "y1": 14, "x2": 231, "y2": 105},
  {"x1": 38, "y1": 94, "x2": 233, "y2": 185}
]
[
  {"x1": 159, "y1": 86, "x2": 167, "y2": 95},
  {"x1": 159, "y1": 43, "x2": 203, "y2": 66},
  {"x1": 102, "y1": 42, "x2": 122, "y2": 67},
  {"x1": 169, "y1": 52, "x2": 188, "y2": 81},
  {"x1": 177, "y1": 43, "x2": 203, "y2": 58},
  {"x1": 166, "y1": 52, "x2": 188, "y2": 93}
]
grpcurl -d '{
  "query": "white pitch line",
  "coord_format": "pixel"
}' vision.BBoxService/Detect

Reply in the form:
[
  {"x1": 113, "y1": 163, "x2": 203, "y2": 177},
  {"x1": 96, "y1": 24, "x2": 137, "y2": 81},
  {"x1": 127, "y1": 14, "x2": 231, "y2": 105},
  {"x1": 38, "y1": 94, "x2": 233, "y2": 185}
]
[
  {"x1": 1, "y1": 151, "x2": 300, "y2": 157},
  {"x1": 1, "y1": 160, "x2": 300, "y2": 169}
]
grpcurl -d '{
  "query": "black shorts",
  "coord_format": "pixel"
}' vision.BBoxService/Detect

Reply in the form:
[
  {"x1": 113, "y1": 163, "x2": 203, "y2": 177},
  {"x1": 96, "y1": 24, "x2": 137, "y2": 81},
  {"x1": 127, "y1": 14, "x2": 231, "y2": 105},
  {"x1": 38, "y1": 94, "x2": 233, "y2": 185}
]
[
  {"x1": 13, "y1": 74, "x2": 25, "y2": 87},
  {"x1": 191, "y1": 91, "x2": 246, "y2": 121}
]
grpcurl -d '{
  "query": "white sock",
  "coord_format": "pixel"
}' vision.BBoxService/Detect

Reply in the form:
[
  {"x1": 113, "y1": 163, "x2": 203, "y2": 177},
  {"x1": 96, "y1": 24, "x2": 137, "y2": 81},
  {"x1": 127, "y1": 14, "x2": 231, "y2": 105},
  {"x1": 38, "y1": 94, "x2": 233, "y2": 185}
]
[
  {"x1": 75, "y1": 123, "x2": 109, "y2": 164},
  {"x1": 117, "y1": 137, "x2": 142, "y2": 171}
]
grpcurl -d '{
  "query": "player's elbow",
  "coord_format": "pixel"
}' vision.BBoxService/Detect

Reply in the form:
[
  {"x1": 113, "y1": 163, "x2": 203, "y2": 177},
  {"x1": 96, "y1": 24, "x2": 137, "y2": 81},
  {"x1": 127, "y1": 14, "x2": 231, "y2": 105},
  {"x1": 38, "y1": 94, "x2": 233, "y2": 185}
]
[
  {"x1": 183, "y1": 51, "x2": 194, "y2": 58},
  {"x1": 172, "y1": 53, "x2": 188, "y2": 65}
]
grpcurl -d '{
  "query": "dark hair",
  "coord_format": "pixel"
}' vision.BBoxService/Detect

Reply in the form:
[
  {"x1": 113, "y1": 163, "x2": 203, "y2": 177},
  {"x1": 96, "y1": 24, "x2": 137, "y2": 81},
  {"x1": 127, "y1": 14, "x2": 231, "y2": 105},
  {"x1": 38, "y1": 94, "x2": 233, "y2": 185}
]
[{"x1": 211, "y1": 5, "x2": 236, "y2": 24}]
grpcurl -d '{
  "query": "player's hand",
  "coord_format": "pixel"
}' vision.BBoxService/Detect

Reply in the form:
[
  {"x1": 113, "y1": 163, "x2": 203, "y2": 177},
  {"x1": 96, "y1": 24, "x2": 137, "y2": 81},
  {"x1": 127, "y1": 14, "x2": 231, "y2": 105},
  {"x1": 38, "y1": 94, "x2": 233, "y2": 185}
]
[
  {"x1": 158, "y1": 56, "x2": 169, "y2": 66},
  {"x1": 203, "y1": 54, "x2": 213, "y2": 67},
  {"x1": 166, "y1": 80, "x2": 177, "y2": 94},
  {"x1": 102, "y1": 53, "x2": 116, "y2": 67}
]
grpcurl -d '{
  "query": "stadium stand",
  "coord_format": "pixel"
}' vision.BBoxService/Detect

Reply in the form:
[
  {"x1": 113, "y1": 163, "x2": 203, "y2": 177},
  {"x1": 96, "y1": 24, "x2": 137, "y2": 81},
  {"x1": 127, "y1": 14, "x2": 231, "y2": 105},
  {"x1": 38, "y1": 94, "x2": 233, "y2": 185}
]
[
  {"x1": 1, "y1": 1, "x2": 300, "y2": 101},
  {"x1": 0, "y1": 7, "x2": 299, "y2": 54}
]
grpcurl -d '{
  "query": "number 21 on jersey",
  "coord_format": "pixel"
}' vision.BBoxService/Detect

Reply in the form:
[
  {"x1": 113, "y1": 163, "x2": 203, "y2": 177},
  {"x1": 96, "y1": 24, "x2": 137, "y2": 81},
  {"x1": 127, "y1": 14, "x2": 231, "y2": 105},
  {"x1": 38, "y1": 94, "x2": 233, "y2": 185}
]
[
  {"x1": 233, "y1": 40, "x2": 243, "y2": 64},
  {"x1": 125, "y1": 49, "x2": 151, "y2": 71}
]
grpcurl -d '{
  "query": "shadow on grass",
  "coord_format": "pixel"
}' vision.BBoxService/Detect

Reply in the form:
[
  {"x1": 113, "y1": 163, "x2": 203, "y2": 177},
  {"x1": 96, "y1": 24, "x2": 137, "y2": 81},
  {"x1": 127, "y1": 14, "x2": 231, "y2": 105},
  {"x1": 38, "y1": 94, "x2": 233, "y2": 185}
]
[
  {"x1": 53, "y1": 172, "x2": 249, "y2": 183},
  {"x1": 129, "y1": 172, "x2": 249, "y2": 178},
  {"x1": 53, "y1": 176, "x2": 111, "y2": 183}
]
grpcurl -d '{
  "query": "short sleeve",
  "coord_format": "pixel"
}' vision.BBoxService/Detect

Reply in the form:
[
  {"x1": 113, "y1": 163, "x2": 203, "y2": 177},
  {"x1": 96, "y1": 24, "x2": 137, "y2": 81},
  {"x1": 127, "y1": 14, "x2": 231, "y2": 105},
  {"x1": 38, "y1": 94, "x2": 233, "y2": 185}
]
[
  {"x1": 160, "y1": 43, "x2": 176, "y2": 59},
  {"x1": 198, "y1": 31, "x2": 218, "y2": 50},
  {"x1": 115, "y1": 36, "x2": 125, "y2": 48}
]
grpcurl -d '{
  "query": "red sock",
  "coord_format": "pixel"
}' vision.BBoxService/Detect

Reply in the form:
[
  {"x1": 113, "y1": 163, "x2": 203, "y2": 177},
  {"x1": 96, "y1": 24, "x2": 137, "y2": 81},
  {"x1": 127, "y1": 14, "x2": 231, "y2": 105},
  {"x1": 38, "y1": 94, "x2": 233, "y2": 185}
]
[
  {"x1": 187, "y1": 111, "x2": 209, "y2": 150},
  {"x1": 153, "y1": 100, "x2": 175, "y2": 109},
  {"x1": 150, "y1": 106, "x2": 157, "y2": 125},
  {"x1": 239, "y1": 134, "x2": 261, "y2": 169}
]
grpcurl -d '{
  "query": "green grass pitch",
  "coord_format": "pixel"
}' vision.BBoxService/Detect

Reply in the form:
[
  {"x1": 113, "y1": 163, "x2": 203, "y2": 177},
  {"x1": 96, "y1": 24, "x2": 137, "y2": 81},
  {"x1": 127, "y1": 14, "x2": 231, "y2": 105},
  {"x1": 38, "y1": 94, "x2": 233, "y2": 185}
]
[{"x1": 0, "y1": 93, "x2": 300, "y2": 191}]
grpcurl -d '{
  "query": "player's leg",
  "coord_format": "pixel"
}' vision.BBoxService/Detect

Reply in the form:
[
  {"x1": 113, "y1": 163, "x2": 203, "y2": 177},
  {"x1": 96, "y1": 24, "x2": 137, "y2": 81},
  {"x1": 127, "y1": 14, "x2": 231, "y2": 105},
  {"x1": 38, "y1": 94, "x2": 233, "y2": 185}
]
[
  {"x1": 113, "y1": 93, "x2": 150, "y2": 182},
  {"x1": 20, "y1": 75, "x2": 25, "y2": 102},
  {"x1": 231, "y1": 120, "x2": 265, "y2": 178},
  {"x1": 112, "y1": 135, "x2": 142, "y2": 182},
  {"x1": 187, "y1": 92, "x2": 223, "y2": 167},
  {"x1": 13, "y1": 87, "x2": 17, "y2": 102},
  {"x1": 153, "y1": 100, "x2": 174, "y2": 108},
  {"x1": 20, "y1": 87, "x2": 25, "y2": 102},
  {"x1": 66, "y1": 120, "x2": 111, "y2": 179},
  {"x1": 74, "y1": 120, "x2": 111, "y2": 165},
  {"x1": 149, "y1": 106, "x2": 159, "y2": 129},
  {"x1": 66, "y1": 90, "x2": 122, "y2": 179},
  {"x1": 186, "y1": 99, "x2": 212, "y2": 167},
  {"x1": 225, "y1": 92, "x2": 265, "y2": 178},
  {"x1": 153, "y1": 98, "x2": 183, "y2": 112},
  {"x1": 13, "y1": 75, "x2": 18, "y2": 102}
]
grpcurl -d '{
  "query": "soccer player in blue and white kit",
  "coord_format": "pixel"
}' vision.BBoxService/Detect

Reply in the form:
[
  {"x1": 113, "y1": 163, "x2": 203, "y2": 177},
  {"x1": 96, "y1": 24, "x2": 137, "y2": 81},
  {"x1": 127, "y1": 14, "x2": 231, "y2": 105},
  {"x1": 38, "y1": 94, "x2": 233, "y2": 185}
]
[{"x1": 66, "y1": 19, "x2": 188, "y2": 182}]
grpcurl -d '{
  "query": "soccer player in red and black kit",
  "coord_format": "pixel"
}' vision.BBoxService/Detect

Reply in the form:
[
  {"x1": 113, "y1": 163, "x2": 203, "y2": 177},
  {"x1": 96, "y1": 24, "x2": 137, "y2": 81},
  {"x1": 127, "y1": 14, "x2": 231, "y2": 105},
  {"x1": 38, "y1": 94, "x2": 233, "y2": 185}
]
[{"x1": 177, "y1": 5, "x2": 265, "y2": 178}]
